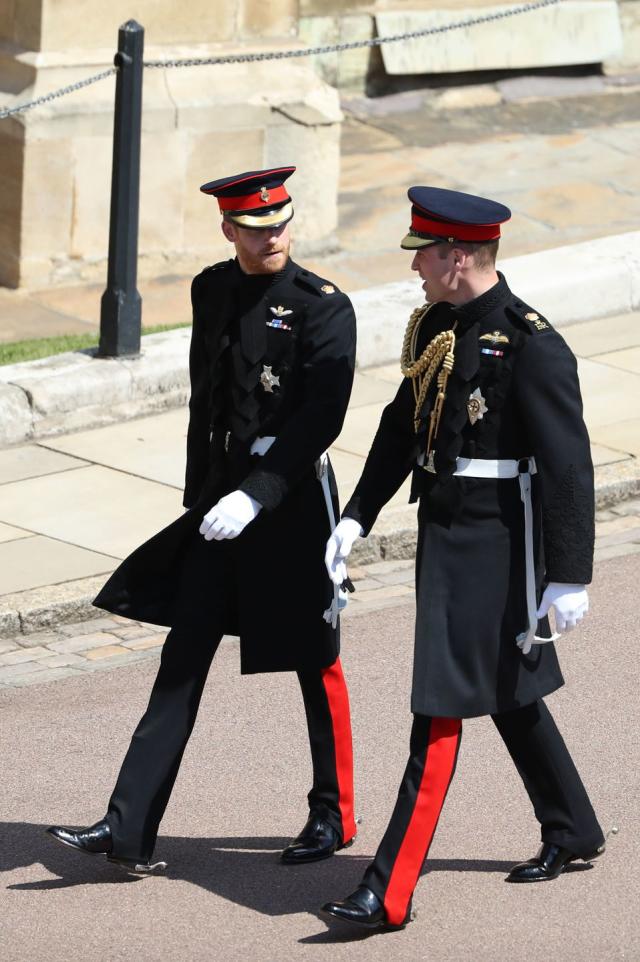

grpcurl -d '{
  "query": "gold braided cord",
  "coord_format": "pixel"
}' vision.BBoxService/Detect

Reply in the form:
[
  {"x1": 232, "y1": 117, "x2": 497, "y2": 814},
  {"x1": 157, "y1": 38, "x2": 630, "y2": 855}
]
[{"x1": 400, "y1": 304, "x2": 456, "y2": 435}]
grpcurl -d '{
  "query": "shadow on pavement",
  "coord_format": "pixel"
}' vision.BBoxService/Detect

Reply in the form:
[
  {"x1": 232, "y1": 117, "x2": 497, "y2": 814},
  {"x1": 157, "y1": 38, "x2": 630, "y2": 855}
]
[
  {"x1": 3, "y1": 822, "x2": 591, "y2": 930},
  {"x1": 2, "y1": 823, "x2": 368, "y2": 911}
]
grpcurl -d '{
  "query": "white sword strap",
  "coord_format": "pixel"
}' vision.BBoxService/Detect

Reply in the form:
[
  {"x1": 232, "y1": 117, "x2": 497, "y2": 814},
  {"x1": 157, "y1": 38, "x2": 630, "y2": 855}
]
[{"x1": 451, "y1": 456, "x2": 559, "y2": 654}]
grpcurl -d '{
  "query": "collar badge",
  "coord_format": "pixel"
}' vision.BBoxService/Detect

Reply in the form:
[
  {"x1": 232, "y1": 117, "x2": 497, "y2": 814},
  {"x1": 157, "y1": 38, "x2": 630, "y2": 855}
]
[{"x1": 525, "y1": 311, "x2": 548, "y2": 330}]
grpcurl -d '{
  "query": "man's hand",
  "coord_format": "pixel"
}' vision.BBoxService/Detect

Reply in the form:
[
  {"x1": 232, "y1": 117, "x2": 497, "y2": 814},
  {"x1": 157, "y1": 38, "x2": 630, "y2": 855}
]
[
  {"x1": 325, "y1": 518, "x2": 364, "y2": 586},
  {"x1": 536, "y1": 583, "x2": 589, "y2": 632},
  {"x1": 199, "y1": 491, "x2": 262, "y2": 541}
]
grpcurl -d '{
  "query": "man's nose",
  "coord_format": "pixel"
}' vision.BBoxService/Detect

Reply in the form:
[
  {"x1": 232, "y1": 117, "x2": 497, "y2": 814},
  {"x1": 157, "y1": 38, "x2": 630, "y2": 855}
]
[{"x1": 411, "y1": 253, "x2": 420, "y2": 271}]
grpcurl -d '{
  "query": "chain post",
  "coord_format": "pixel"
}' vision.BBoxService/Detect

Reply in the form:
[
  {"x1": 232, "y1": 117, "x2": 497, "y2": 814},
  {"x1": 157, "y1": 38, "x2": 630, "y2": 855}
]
[{"x1": 98, "y1": 20, "x2": 144, "y2": 358}]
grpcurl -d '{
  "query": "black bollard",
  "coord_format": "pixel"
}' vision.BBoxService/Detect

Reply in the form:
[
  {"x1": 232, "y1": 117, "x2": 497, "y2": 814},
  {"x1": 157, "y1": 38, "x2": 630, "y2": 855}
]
[{"x1": 98, "y1": 20, "x2": 144, "y2": 358}]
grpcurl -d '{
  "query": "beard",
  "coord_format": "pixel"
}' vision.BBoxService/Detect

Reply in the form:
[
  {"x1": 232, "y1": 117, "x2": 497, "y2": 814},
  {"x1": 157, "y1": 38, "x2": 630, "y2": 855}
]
[{"x1": 238, "y1": 237, "x2": 291, "y2": 275}]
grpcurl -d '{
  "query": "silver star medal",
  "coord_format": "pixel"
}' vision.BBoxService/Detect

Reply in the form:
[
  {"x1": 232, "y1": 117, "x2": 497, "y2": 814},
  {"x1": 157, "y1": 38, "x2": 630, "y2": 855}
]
[
  {"x1": 260, "y1": 365, "x2": 280, "y2": 393},
  {"x1": 467, "y1": 387, "x2": 488, "y2": 425}
]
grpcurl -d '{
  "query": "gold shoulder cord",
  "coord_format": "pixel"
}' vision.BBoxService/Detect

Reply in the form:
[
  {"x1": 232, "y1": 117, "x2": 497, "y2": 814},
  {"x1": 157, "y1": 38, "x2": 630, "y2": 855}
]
[{"x1": 400, "y1": 304, "x2": 456, "y2": 465}]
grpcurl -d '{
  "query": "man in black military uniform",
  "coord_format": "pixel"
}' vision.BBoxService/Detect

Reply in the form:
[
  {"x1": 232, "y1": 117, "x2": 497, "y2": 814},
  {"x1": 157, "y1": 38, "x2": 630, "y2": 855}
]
[
  {"x1": 321, "y1": 186, "x2": 605, "y2": 930},
  {"x1": 46, "y1": 167, "x2": 358, "y2": 873}
]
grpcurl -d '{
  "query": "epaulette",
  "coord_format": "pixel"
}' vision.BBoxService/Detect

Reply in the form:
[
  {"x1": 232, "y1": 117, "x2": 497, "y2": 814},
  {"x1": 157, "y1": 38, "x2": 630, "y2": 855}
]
[
  {"x1": 200, "y1": 259, "x2": 234, "y2": 276},
  {"x1": 294, "y1": 267, "x2": 342, "y2": 298},
  {"x1": 505, "y1": 298, "x2": 553, "y2": 335},
  {"x1": 193, "y1": 259, "x2": 233, "y2": 292}
]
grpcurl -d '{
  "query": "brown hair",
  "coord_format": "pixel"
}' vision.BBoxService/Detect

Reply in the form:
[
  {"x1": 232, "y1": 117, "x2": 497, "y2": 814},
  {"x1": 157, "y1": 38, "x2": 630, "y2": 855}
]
[{"x1": 437, "y1": 239, "x2": 499, "y2": 270}]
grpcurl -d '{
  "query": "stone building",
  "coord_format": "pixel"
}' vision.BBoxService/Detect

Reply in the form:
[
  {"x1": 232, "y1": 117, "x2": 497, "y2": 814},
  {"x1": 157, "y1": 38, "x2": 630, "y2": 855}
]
[{"x1": 0, "y1": 0, "x2": 632, "y2": 289}]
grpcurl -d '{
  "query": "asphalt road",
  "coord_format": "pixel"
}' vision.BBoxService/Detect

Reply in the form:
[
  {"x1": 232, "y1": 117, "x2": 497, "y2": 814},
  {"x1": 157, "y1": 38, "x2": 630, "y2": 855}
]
[{"x1": 1, "y1": 552, "x2": 638, "y2": 962}]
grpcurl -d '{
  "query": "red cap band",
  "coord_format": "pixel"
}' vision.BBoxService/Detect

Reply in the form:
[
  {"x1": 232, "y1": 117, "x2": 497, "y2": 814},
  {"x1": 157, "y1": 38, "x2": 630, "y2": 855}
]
[
  {"x1": 411, "y1": 211, "x2": 502, "y2": 242},
  {"x1": 216, "y1": 184, "x2": 290, "y2": 212}
]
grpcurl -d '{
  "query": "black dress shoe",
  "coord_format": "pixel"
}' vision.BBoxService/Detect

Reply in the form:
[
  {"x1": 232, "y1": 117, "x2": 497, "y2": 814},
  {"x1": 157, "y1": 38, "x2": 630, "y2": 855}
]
[
  {"x1": 46, "y1": 819, "x2": 167, "y2": 875},
  {"x1": 46, "y1": 819, "x2": 113, "y2": 856},
  {"x1": 281, "y1": 812, "x2": 353, "y2": 864},
  {"x1": 321, "y1": 885, "x2": 411, "y2": 930},
  {"x1": 506, "y1": 841, "x2": 605, "y2": 882}
]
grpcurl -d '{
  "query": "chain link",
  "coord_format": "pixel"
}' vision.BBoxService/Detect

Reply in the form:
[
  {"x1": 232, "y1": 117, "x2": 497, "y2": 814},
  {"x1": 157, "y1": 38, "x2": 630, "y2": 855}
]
[
  {"x1": 0, "y1": 66, "x2": 117, "y2": 120},
  {"x1": 1, "y1": 0, "x2": 560, "y2": 119}
]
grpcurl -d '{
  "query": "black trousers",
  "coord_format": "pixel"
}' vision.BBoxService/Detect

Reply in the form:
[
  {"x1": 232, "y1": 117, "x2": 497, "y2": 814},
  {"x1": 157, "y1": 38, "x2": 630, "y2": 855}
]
[
  {"x1": 106, "y1": 626, "x2": 356, "y2": 861},
  {"x1": 363, "y1": 700, "x2": 604, "y2": 925}
]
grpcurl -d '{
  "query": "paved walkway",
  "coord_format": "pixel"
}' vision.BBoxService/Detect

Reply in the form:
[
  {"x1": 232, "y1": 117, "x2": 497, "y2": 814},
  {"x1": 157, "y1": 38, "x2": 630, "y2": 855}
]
[
  {"x1": 0, "y1": 310, "x2": 639, "y2": 631},
  {"x1": 1, "y1": 310, "x2": 639, "y2": 621},
  {"x1": 0, "y1": 78, "x2": 639, "y2": 341},
  {"x1": 1, "y1": 551, "x2": 637, "y2": 962}
]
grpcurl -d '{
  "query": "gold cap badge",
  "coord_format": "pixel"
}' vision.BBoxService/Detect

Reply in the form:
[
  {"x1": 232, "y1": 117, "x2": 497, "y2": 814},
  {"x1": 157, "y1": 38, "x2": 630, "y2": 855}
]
[{"x1": 260, "y1": 186, "x2": 270, "y2": 203}]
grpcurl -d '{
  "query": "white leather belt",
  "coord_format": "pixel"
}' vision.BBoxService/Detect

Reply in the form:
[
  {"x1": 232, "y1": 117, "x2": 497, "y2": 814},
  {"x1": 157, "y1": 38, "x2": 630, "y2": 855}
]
[
  {"x1": 453, "y1": 457, "x2": 537, "y2": 480},
  {"x1": 250, "y1": 435, "x2": 276, "y2": 457},
  {"x1": 250, "y1": 436, "x2": 344, "y2": 628},
  {"x1": 449, "y1": 456, "x2": 557, "y2": 654}
]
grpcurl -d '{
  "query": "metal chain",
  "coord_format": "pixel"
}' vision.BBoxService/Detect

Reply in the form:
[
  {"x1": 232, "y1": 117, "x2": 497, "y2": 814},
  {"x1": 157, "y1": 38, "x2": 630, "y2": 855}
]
[
  {"x1": 145, "y1": 0, "x2": 561, "y2": 69},
  {"x1": 1, "y1": 0, "x2": 560, "y2": 119},
  {"x1": 0, "y1": 66, "x2": 117, "y2": 120}
]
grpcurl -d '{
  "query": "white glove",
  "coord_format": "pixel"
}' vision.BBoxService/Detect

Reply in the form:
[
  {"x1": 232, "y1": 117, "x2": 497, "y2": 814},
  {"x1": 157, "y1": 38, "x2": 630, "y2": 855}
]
[
  {"x1": 325, "y1": 518, "x2": 364, "y2": 586},
  {"x1": 536, "y1": 582, "x2": 589, "y2": 632},
  {"x1": 199, "y1": 490, "x2": 262, "y2": 541}
]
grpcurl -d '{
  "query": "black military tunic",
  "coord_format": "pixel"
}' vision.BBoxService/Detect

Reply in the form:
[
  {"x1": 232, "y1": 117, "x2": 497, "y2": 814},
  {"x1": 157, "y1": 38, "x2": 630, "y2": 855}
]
[
  {"x1": 344, "y1": 273, "x2": 594, "y2": 718},
  {"x1": 94, "y1": 257, "x2": 357, "y2": 674}
]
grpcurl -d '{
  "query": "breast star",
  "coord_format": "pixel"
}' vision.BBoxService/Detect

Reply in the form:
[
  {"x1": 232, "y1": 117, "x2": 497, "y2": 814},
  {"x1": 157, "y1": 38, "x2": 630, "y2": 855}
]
[{"x1": 260, "y1": 365, "x2": 280, "y2": 393}]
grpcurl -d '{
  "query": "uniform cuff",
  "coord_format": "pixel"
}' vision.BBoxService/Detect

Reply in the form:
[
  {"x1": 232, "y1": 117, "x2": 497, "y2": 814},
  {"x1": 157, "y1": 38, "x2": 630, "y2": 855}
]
[{"x1": 238, "y1": 470, "x2": 288, "y2": 513}]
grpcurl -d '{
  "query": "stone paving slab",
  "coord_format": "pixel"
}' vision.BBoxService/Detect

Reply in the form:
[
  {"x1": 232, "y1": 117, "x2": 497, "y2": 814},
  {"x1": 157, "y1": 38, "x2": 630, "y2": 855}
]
[
  {"x1": 40, "y1": 408, "x2": 190, "y2": 490},
  {"x1": 594, "y1": 345, "x2": 640, "y2": 375},
  {"x1": 0, "y1": 522, "x2": 31, "y2": 544},
  {"x1": 561, "y1": 311, "x2": 640, "y2": 357},
  {"x1": 0, "y1": 464, "x2": 183, "y2": 560},
  {"x1": 0, "y1": 444, "x2": 89, "y2": 485},
  {"x1": 577, "y1": 356, "x2": 640, "y2": 429},
  {"x1": 0, "y1": 535, "x2": 117, "y2": 595}
]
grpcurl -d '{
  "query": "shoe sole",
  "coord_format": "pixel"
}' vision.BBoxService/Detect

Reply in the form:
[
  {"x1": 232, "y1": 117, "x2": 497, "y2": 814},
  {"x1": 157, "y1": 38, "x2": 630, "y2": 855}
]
[
  {"x1": 318, "y1": 907, "x2": 409, "y2": 931},
  {"x1": 280, "y1": 835, "x2": 356, "y2": 865},
  {"x1": 506, "y1": 849, "x2": 604, "y2": 883},
  {"x1": 46, "y1": 829, "x2": 165, "y2": 876}
]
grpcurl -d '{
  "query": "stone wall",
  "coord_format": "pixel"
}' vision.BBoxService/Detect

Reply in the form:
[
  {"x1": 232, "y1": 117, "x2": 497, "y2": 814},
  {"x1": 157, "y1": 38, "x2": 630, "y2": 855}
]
[
  {"x1": 0, "y1": 2, "x2": 341, "y2": 288},
  {"x1": 0, "y1": 0, "x2": 636, "y2": 290},
  {"x1": 300, "y1": 0, "x2": 629, "y2": 89},
  {"x1": 0, "y1": 0, "x2": 298, "y2": 48}
]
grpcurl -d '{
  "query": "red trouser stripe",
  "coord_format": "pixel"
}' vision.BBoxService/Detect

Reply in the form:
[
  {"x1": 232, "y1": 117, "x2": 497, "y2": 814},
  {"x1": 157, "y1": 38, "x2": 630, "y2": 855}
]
[
  {"x1": 321, "y1": 658, "x2": 357, "y2": 843},
  {"x1": 384, "y1": 717, "x2": 462, "y2": 925}
]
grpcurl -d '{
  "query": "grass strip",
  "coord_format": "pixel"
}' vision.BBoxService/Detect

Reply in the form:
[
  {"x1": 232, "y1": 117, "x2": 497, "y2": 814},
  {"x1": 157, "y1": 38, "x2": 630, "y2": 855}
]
[{"x1": 0, "y1": 322, "x2": 190, "y2": 366}]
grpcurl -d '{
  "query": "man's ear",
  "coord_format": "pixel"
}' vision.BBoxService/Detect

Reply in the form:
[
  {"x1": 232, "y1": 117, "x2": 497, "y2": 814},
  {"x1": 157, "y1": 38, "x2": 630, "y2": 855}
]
[
  {"x1": 451, "y1": 245, "x2": 467, "y2": 268},
  {"x1": 221, "y1": 219, "x2": 235, "y2": 243}
]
